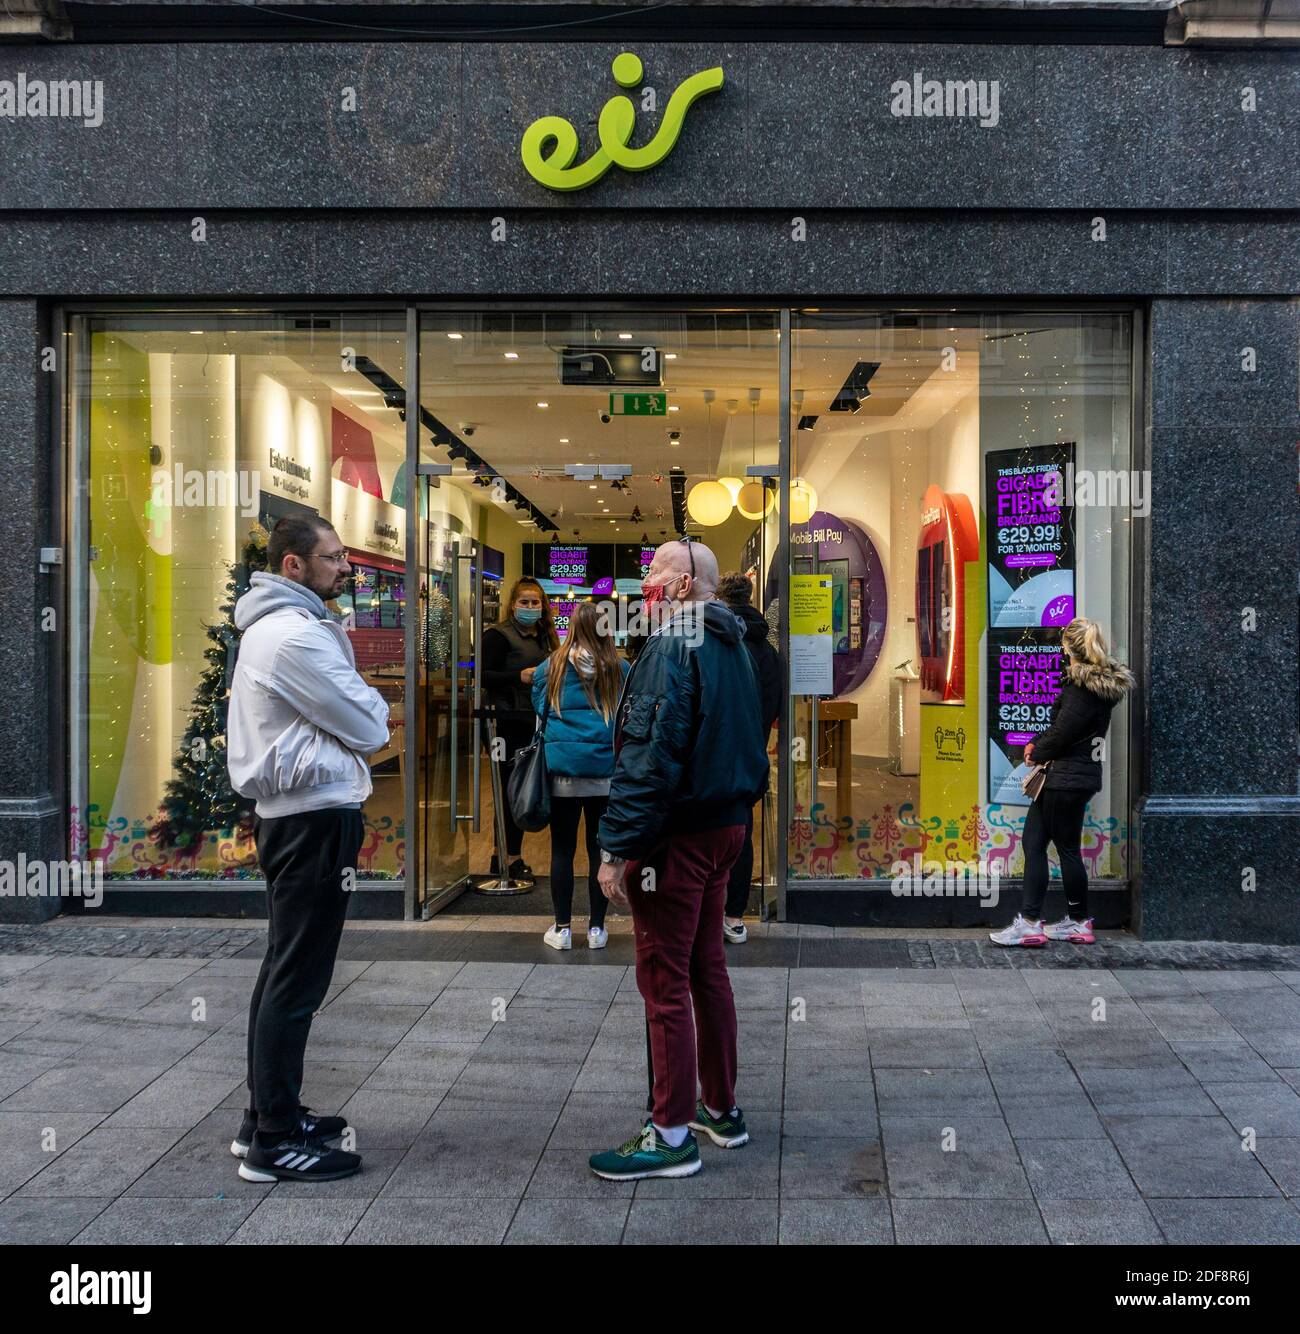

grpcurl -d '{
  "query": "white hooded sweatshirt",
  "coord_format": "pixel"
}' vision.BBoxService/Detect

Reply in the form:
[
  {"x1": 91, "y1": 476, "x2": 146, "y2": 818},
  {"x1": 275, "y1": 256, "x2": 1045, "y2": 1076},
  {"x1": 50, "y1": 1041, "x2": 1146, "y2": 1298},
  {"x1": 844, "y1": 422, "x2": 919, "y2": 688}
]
[{"x1": 227, "y1": 572, "x2": 391, "y2": 817}]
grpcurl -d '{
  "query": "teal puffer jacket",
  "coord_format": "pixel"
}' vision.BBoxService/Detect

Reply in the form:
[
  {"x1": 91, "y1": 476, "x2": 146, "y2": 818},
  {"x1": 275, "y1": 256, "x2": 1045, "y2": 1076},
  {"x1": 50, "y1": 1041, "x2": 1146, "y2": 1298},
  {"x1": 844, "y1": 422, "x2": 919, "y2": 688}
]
[{"x1": 531, "y1": 656, "x2": 628, "y2": 779}]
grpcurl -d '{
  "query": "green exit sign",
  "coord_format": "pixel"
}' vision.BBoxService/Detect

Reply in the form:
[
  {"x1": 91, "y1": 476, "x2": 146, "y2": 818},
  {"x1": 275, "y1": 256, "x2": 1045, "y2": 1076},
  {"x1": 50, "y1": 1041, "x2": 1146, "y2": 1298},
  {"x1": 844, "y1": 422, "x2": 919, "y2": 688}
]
[{"x1": 609, "y1": 392, "x2": 667, "y2": 416}]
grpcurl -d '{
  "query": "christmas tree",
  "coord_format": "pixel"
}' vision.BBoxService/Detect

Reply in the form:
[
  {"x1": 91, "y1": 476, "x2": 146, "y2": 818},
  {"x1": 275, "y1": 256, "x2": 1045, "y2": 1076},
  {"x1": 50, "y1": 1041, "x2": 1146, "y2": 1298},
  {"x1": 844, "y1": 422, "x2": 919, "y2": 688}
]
[{"x1": 151, "y1": 528, "x2": 268, "y2": 854}]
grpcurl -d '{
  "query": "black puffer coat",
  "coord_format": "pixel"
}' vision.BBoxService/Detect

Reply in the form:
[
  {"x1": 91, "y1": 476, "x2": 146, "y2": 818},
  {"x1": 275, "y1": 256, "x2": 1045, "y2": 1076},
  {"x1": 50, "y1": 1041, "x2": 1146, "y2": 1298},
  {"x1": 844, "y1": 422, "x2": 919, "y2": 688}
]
[
  {"x1": 596, "y1": 601, "x2": 769, "y2": 861},
  {"x1": 1032, "y1": 657, "x2": 1135, "y2": 793}
]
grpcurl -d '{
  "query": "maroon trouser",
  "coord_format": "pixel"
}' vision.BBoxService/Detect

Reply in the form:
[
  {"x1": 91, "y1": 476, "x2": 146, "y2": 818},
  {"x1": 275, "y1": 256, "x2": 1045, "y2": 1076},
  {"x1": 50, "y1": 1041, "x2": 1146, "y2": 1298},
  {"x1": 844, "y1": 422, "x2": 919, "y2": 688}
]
[{"x1": 626, "y1": 824, "x2": 746, "y2": 1128}]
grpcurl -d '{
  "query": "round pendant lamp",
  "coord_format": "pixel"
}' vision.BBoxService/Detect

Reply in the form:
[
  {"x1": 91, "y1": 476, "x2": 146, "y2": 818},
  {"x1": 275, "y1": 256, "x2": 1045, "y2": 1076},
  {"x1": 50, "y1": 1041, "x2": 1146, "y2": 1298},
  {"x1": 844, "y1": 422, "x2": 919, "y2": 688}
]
[
  {"x1": 735, "y1": 481, "x2": 773, "y2": 520},
  {"x1": 718, "y1": 476, "x2": 744, "y2": 503},
  {"x1": 686, "y1": 479, "x2": 733, "y2": 527}
]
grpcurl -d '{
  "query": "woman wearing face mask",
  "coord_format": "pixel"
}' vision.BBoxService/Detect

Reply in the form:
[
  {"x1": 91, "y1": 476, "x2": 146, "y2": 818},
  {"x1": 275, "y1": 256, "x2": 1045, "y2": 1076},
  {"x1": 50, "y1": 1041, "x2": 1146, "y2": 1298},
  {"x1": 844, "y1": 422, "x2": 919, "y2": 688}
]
[
  {"x1": 990, "y1": 617, "x2": 1134, "y2": 948},
  {"x1": 480, "y1": 577, "x2": 559, "y2": 880},
  {"x1": 531, "y1": 601, "x2": 629, "y2": 950}
]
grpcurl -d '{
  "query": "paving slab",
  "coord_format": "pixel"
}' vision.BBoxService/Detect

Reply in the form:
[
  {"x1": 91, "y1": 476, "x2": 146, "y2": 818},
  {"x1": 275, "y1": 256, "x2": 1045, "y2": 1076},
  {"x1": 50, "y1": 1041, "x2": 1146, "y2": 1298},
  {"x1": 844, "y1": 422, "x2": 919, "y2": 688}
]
[
  {"x1": 891, "y1": 1198, "x2": 1048, "y2": 1244},
  {"x1": 778, "y1": 1197, "x2": 894, "y2": 1244},
  {"x1": 1106, "y1": 1115, "x2": 1281, "y2": 1198},
  {"x1": 72, "y1": 1196, "x2": 260, "y2": 1245},
  {"x1": 228, "y1": 1198, "x2": 369, "y2": 1245},
  {"x1": 1148, "y1": 1198, "x2": 1300, "y2": 1245},
  {"x1": 881, "y1": 1116, "x2": 1032, "y2": 1199},
  {"x1": 1037, "y1": 1198, "x2": 1165, "y2": 1245},
  {"x1": 504, "y1": 1198, "x2": 630, "y2": 1244},
  {"x1": 1017, "y1": 1136, "x2": 1140, "y2": 1199}
]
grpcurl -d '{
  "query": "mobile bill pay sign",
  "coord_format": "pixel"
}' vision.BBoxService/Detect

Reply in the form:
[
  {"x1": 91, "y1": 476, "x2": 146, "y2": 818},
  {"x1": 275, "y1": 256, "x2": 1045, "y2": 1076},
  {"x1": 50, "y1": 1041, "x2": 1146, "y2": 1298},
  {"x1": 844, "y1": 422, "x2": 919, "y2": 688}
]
[{"x1": 789, "y1": 574, "x2": 834, "y2": 695}]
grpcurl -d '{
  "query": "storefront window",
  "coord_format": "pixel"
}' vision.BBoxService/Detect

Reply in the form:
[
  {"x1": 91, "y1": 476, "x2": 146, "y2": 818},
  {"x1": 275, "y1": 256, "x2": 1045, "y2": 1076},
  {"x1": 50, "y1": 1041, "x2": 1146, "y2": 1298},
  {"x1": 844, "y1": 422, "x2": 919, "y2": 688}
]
[
  {"x1": 785, "y1": 311, "x2": 1133, "y2": 884},
  {"x1": 69, "y1": 313, "x2": 408, "y2": 880}
]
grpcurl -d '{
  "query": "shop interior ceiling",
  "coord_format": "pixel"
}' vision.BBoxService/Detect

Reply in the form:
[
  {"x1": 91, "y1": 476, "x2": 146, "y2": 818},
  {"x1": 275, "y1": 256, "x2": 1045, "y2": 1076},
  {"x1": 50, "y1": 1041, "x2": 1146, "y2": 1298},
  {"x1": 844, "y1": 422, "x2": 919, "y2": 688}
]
[{"x1": 114, "y1": 321, "x2": 988, "y2": 541}]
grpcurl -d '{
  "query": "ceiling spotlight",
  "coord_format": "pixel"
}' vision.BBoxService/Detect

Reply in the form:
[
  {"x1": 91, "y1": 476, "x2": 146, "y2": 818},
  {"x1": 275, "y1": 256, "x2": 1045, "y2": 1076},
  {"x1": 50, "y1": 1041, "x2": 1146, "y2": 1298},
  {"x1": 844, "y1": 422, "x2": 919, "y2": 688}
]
[
  {"x1": 504, "y1": 351, "x2": 518, "y2": 360},
  {"x1": 797, "y1": 415, "x2": 818, "y2": 432},
  {"x1": 447, "y1": 441, "x2": 468, "y2": 460},
  {"x1": 618, "y1": 332, "x2": 632, "y2": 340},
  {"x1": 447, "y1": 332, "x2": 463, "y2": 340},
  {"x1": 537, "y1": 401, "x2": 548, "y2": 409}
]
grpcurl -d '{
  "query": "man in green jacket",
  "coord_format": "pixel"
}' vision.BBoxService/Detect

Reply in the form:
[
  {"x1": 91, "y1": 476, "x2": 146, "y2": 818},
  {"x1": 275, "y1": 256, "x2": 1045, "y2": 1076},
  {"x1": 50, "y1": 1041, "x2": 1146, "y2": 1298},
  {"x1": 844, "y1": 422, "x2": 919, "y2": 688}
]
[{"x1": 590, "y1": 539, "x2": 769, "y2": 1180}]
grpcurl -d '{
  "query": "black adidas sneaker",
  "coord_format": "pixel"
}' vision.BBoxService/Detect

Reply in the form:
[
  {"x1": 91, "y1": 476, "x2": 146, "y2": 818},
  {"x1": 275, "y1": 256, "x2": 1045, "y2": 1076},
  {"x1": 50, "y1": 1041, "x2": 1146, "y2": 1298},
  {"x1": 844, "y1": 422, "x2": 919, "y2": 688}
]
[
  {"x1": 231, "y1": 1106, "x2": 349, "y2": 1159},
  {"x1": 238, "y1": 1131, "x2": 361, "y2": 1183}
]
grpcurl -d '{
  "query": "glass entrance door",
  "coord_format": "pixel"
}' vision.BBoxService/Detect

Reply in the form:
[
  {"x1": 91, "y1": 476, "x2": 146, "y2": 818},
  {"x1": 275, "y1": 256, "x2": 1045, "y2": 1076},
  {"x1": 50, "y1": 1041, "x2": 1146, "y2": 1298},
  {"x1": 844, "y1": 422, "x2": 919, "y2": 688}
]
[
  {"x1": 418, "y1": 307, "x2": 782, "y2": 918},
  {"x1": 413, "y1": 468, "x2": 476, "y2": 915}
]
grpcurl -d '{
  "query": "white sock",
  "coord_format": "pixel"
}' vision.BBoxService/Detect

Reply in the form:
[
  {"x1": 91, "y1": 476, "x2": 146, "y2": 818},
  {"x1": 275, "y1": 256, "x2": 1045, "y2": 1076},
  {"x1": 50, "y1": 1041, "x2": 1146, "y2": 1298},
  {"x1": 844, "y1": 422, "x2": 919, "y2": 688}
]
[{"x1": 653, "y1": 1122, "x2": 688, "y2": 1148}]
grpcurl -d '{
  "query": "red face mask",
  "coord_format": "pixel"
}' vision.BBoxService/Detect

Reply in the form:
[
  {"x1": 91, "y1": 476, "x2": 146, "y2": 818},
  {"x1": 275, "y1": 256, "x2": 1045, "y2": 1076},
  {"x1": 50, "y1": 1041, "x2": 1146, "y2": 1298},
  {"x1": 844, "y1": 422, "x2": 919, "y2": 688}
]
[{"x1": 641, "y1": 578, "x2": 668, "y2": 609}]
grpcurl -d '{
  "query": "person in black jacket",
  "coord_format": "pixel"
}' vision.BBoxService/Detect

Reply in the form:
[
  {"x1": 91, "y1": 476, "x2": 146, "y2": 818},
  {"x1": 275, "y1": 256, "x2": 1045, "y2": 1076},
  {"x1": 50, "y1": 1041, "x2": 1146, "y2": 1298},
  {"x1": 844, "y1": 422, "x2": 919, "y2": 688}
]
[
  {"x1": 716, "y1": 571, "x2": 781, "y2": 944},
  {"x1": 990, "y1": 617, "x2": 1134, "y2": 948},
  {"x1": 479, "y1": 577, "x2": 558, "y2": 879},
  {"x1": 588, "y1": 538, "x2": 769, "y2": 1182}
]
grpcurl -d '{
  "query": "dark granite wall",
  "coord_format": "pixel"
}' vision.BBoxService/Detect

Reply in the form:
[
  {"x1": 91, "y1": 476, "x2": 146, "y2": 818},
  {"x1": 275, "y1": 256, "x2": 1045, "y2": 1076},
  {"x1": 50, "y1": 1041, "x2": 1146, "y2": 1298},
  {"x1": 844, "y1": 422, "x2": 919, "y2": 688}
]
[
  {"x1": 0, "y1": 300, "x2": 62, "y2": 922},
  {"x1": 0, "y1": 36, "x2": 1296, "y2": 935},
  {"x1": 1137, "y1": 299, "x2": 1300, "y2": 943}
]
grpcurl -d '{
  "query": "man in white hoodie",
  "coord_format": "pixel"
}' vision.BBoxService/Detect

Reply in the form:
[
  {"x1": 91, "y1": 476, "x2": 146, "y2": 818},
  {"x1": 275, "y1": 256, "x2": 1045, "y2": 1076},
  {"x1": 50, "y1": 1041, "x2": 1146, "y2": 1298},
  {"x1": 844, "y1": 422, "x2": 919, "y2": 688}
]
[{"x1": 226, "y1": 514, "x2": 390, "y2": 1183}]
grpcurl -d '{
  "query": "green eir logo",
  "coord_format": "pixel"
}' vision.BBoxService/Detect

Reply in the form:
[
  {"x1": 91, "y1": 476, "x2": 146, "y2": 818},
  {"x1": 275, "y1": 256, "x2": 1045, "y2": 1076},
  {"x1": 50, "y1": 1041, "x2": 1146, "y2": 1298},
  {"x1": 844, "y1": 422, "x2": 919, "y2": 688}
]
[{"x1": 521, "y1": 52, "x2": 724, "y2": 192}]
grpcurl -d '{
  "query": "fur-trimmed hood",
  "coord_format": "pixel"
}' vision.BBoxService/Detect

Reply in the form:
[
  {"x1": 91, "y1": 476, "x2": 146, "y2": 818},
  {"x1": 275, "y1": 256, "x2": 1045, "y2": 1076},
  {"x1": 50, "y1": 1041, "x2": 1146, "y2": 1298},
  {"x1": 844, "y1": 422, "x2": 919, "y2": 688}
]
[{"x1": 1065, "y1": 657, "x2": 1135, "y2": 703}]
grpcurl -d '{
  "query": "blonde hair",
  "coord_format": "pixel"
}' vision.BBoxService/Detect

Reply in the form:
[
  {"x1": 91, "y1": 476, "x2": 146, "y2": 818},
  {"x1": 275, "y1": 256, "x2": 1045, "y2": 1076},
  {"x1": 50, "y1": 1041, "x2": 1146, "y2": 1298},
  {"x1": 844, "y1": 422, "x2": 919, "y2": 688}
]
[
  {"x1": 545, "y1": 600, "x2": 622, "y2": 721},
  {"x1": 1061, "y1": 617, "x2": 1132, "y2": 686}
]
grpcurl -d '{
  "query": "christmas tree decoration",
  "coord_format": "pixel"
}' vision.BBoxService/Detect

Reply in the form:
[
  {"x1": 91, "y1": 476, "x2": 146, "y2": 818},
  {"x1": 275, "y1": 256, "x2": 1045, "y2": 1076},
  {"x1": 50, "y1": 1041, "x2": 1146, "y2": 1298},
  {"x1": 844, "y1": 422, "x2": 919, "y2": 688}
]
[{"x1": 150, "y1": 528, "x2": 268, "y2": 858}]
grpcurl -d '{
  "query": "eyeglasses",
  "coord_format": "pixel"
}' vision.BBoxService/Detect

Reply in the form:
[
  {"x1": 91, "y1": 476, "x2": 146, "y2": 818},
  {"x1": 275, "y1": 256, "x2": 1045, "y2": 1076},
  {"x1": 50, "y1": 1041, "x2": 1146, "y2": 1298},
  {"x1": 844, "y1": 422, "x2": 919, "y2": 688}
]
[
  {"x1": 679, "y1": 535, "x2": 696, "y2": 579},
  {"x1": 310, "y1": 549, "x2": 350, "y2": 566}
]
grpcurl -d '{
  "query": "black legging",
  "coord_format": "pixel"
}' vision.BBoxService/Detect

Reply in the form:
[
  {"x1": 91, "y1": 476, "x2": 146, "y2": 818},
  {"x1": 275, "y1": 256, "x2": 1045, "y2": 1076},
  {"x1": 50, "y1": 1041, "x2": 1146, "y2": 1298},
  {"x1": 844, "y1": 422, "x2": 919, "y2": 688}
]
[
  {"x1": 1021, "y1": 788, "x2": 1092, "y2": 920},
  {"x1": 724, "y1": 808, "x2": 755, "y2": 919},
  {"x1": 549, "y1": 794, "x2": 608, "y2": 929}
]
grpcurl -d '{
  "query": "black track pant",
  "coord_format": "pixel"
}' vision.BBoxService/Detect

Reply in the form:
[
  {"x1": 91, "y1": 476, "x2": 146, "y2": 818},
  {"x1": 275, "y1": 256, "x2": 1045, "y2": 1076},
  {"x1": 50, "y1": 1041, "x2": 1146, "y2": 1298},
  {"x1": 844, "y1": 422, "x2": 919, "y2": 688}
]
[
  {"x1": 724, "y1": 808, "x2": 755, "y2": 919},
  {"x1": 549, "y1": 793, "x2": 608, "y2": 929},
  {"x1": 246, "y1": 807, "x2": 363, "y2": 1136},
  {"x1": 1021, "y1": 788, "x2": 1092, "y2": 921}
]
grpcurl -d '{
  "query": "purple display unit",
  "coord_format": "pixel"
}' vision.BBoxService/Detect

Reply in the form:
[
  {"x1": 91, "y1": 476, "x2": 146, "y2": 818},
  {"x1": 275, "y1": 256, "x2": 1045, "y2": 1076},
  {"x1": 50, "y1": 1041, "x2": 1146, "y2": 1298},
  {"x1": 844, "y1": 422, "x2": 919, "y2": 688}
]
[{"x1": 766, "y1": 510, "x2": 888, "y2": 697}]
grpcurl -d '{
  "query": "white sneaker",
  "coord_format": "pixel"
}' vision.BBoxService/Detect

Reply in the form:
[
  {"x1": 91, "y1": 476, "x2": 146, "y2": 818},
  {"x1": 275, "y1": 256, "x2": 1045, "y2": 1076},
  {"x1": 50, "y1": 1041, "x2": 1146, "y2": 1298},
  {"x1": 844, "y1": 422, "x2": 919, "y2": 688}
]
[
  {"x1": 989, "y1": 914, "x2": 1048, "y2": 948},
  {"x1": 723, "y1": 919, "x2": 748, "y2": 945},
  {"x1": 543, "y1": 925, "x2": 572, "y2": 951},
  {"x1": 587, "y1": 926, "x2": 608, "y2": 950},
  {"x1": 1044, "y1": 916, "x2": 1096, "y2": 944}
]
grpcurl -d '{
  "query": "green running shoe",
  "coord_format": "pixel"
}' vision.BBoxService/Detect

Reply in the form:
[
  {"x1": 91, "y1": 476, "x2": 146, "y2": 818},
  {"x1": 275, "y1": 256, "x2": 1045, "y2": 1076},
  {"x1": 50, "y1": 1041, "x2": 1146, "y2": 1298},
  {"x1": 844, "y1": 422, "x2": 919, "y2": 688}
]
[
  {"x1": 589, "y1": 1120, "x2": 702, "y2": 1181},
  {"x1": 688, "y1": 1101, "x2": 750, "y2": 1148}
]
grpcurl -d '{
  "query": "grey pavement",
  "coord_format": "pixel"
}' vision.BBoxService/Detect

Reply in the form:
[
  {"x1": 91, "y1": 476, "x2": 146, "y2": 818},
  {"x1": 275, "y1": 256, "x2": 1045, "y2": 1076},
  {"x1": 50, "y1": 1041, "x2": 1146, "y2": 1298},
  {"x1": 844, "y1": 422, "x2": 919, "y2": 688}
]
[{"x1": 2, "y1": 926, "x2": 1300, "y2": 1244}]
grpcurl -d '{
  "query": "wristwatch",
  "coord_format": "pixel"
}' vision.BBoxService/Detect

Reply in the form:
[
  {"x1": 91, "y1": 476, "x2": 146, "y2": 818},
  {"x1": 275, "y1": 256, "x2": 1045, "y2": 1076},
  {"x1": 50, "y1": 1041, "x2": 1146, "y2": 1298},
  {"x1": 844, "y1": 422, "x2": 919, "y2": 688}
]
[{"x1": 599, "y1": 849, "x2": 626, "y2": 866}]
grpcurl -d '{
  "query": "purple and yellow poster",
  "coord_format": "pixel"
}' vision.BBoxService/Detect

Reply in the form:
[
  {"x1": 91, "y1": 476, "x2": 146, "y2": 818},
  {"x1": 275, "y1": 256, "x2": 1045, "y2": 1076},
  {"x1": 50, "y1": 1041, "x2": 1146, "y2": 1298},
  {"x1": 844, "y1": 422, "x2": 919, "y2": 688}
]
[
  {"x1": 984, "y1": 444, "x2": 1075, "y2": 805},
  {"x1": 987, "y1": 631, "x2": 1066, "y2": 805},
  {"x1": 986, "y1": 445, "x2": 1075, "y2": 629}
]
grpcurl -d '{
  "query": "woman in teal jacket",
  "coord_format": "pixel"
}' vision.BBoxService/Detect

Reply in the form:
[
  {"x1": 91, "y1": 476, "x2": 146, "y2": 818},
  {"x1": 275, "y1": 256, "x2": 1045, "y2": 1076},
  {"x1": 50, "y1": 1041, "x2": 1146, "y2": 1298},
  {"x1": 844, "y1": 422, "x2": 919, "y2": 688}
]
[{"x1": 531, "y1": 600, "x2": 629, "y2": 951}]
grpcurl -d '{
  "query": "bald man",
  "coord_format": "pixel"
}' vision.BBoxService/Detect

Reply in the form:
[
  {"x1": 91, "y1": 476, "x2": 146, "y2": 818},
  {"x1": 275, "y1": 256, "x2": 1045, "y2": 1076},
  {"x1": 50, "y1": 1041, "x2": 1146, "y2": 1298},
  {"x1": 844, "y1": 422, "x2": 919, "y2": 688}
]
[{"x1": 589, "y1": 538, "x2": 769, "y2": 1181}]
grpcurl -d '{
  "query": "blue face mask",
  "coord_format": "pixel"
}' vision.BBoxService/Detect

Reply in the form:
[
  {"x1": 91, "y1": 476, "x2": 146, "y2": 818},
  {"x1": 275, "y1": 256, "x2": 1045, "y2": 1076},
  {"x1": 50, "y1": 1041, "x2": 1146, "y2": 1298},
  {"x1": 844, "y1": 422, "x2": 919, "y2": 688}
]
[{"x1": 515, "y1": 607, "x2": 542, "y2": 627}]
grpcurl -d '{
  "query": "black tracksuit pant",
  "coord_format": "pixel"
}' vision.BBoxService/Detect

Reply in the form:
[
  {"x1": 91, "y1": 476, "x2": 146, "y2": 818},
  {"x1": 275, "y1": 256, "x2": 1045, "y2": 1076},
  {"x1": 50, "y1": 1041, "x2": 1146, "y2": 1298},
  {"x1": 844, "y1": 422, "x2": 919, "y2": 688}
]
[
  {"x1": 246, "y1": 806, "x2": 363, "y2": 1136},
  {"x1": 724, "y1": 807, "x2": 755, "y2": 919},
  {"x1": 1021, "y1": 788, "x2": 1092, "y2": 921}
]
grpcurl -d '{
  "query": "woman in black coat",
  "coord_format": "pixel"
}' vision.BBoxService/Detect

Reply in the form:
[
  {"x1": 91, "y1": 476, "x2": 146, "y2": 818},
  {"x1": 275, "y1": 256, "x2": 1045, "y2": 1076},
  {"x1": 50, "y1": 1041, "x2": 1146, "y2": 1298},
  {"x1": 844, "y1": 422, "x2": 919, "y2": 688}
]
[
  {"x1": 479, "y1": 577, "x2": 559, "y2": 879},
  {"x1": 990, "y1": 617, "x2": 1134, "y2": 948}
]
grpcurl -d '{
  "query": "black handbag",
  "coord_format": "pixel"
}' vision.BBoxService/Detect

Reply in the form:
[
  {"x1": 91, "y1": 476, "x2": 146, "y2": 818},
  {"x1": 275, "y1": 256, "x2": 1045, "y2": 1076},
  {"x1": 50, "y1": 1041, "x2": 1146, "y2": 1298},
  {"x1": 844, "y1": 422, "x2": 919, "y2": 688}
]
[{"x1": 507, "y1": 695, "x2": 551, "y2": 832}]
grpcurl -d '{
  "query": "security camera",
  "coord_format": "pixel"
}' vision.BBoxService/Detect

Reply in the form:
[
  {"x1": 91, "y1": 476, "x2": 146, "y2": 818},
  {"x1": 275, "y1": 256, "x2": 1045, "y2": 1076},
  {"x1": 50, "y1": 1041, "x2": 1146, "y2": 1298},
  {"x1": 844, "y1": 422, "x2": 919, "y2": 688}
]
[
  {"x1": 598, "y1": 410, "x2": 612, "y2": 424},
  {"x1": 461, "y1": 423, "x2": 476, "y2": 437},
  {"x1": 668, "y1": 430, "x2": 681, "y2": 442}
]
